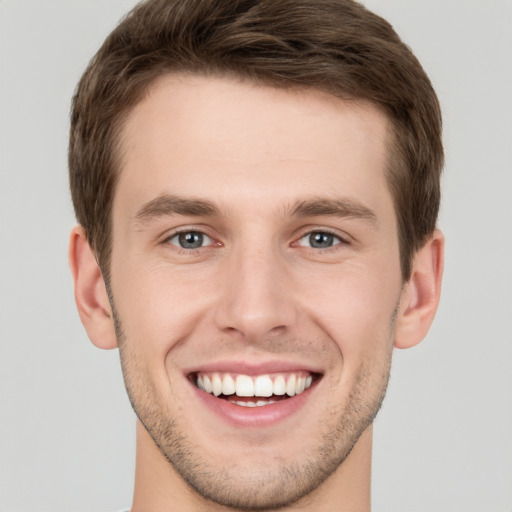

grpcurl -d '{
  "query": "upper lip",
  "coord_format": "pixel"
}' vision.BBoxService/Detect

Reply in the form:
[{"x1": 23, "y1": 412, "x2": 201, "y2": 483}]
[{"x1": 183, "y1": 359, "x2": 324, "y2": 377}]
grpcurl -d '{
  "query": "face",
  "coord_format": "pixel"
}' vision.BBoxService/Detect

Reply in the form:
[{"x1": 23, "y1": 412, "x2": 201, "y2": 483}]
[{"x1": 110, "y1": 74, "x2": 403, "y2": 509}]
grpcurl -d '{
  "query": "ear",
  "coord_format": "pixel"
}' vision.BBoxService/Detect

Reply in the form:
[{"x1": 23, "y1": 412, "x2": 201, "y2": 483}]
[
  {"x1": 68, "y1": 226, "x2": 118, "y2": 349},
  {"x1": 394, "y1": 229, "x2": 444, "y2": 349}
]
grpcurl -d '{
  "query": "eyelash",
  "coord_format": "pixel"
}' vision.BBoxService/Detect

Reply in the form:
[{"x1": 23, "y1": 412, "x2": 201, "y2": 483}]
[
  {"x1": 294, "y1": 230, "x2": 348, "y2": 251},
  {"x1": 163, "y1": 228, "x2": 349, "y2": 253},
  {"x1": 165, "y1": 230, "x2": 218, "y2": 251}
]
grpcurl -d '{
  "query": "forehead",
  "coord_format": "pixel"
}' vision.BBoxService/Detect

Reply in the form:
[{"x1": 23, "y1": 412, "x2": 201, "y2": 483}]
[{"x1": 116, "y1": 73, "x2": 393, "y2": 219}]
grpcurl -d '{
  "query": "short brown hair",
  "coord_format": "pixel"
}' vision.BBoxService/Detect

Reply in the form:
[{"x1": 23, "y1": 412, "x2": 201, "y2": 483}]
[{"x1": 69, "y1": 0, "x2": 443, "y2": 282}]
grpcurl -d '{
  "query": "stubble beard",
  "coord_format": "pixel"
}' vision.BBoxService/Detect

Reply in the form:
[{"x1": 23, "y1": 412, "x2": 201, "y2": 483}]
[{"x1": 112, "y1": 303, "x2": 395, "y2": 510}]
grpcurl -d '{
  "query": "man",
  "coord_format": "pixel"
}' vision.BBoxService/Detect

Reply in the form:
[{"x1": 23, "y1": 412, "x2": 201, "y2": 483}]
[{"x1": 68, "y1": 0, "x2": 444, "y2": 510}]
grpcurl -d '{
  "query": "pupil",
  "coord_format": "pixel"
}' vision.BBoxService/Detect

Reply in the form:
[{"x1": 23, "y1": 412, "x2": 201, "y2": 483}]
[
  {"x1": 179, "y1": 232, "x2": 203, "y2": 248},
  {"x1": 310, "y1": 232, "x2": 333, "y2": 248}
]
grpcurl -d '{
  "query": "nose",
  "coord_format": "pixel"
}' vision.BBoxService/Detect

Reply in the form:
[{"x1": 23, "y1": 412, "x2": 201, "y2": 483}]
[{"x1": 213, "y1": 243, "x2": 298, "y2": 341}]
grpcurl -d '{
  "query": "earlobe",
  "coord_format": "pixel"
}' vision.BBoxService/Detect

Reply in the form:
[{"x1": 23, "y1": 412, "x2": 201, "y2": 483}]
[
  {"x1": 394, "y1": 229, "x2": 444, "y2": 349},
  {"x1": 68, "y1": 226, "x2": 118, "y2": 350}
]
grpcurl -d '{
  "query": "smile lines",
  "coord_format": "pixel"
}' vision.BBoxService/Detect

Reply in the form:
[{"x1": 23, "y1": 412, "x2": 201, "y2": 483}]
[{"x1": 194, "y1": 372, "x2": 314, "y2": 404}]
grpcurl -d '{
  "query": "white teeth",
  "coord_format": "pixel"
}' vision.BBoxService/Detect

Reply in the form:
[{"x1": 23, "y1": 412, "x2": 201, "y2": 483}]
[
  {"x1": 254, "y1": 375, "x2": 273, "y2": 397},
  {"x1": 232, "y1": 401, "x2": 256, "y2": 407},
  {"x1": 286, "y1": 374, "x2": 296, "y2": 396},
  {"x1": 212, "y1": 373, "x2": 222, "y2": 396},
  {"x1": 256, "y1": 400, "x2": 274, "y2": 407},
  {"x1": 235, "y1": 375, "x2": 255, "y2": 397},
  {"x1": 195, "y1": 371, "x2": 315, "y2": 400},
  {"x1": 222, "y1": 374, "x2": 236, "y2": 395},
  {"x1": 296, "y1": 376, "x2": 305, "y2": 394},
  {"x1": 231, "y1": 399, "x2": 278, "y2": 407},
  {"x1": 203, "y1": 375, "x2": 213, "y2": 393},
  {"x1": 273, "y1": 375, "x2": 286, "y2": 395}
]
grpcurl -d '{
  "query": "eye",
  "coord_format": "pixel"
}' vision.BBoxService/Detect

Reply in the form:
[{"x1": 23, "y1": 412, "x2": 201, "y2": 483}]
[
  {"x1": 168, "y1": 231, "x2": 213, "y2": 249},
  {"x1": 296, "y1": 231, "x2": 344, "y2": 249}
]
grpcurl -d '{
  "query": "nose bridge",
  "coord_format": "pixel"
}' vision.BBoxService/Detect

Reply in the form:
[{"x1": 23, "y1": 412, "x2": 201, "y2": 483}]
[{"x1": 214, "y1": 236, "x2": 296, "y2": 339}]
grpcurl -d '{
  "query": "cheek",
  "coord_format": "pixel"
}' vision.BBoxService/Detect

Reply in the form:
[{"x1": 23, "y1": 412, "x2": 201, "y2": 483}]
[
  {"x1": 111, "y1": 261, "x2": 214, "y2": 358},
  {"x1": 299, "y1": 263, "x2": 400, "y2": 359}
]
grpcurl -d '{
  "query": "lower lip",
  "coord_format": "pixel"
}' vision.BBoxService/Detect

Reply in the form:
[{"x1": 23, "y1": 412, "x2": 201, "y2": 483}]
[{"x1": 190, "y1": 380, "x2": 317, "y2": 428}]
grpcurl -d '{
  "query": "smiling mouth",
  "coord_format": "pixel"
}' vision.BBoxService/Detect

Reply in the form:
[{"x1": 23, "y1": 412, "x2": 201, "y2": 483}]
[{"x1": 190, "y1": 371, "x2": 318, "y2": 407}]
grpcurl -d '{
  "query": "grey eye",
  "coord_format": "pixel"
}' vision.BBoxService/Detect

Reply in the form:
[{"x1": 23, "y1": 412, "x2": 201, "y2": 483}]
[
  {"x1": 169, "y1": 231, "x2": 212, "y2": 249},
  {"x1": 297, "y1": 231, "x2": 342, "y2": 249}
]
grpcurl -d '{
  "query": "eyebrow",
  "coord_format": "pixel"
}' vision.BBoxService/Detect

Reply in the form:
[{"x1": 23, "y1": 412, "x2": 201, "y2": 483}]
[
  {"x1": 133, "y1": 194, "x2": 221, "y2": 224},
  {"x1": 289, "y1": 197, "x2": 377, "y2": 225},
  {"x1": 132, "y1": 193, "x2": 377, "y2": 226}
]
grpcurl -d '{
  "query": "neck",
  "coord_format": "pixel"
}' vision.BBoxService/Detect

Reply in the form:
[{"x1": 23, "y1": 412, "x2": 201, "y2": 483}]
[{"x1": 131, "y1": 421, "x2": 372, "y2": 512}]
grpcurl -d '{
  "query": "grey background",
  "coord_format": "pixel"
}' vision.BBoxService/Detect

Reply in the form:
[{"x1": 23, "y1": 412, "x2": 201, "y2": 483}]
[{"x1": 0, "y1": 0, "x2": 510, "y2": 511}]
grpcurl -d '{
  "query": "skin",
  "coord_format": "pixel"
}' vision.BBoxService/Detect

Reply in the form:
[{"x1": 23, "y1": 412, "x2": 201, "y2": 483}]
[{"x1": 69, "y1": 74, "x2": 444, "y2": 511}]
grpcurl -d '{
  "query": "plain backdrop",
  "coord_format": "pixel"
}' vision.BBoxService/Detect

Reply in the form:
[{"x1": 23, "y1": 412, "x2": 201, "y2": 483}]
[{"x1": 0, "y1": 1, "x2": 511, "y2": 511}]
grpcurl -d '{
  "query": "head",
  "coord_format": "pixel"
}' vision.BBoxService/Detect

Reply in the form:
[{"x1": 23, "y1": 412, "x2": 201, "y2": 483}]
[{"x1": 68, "y1": 1, "x2": 444, "y2": 509}]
